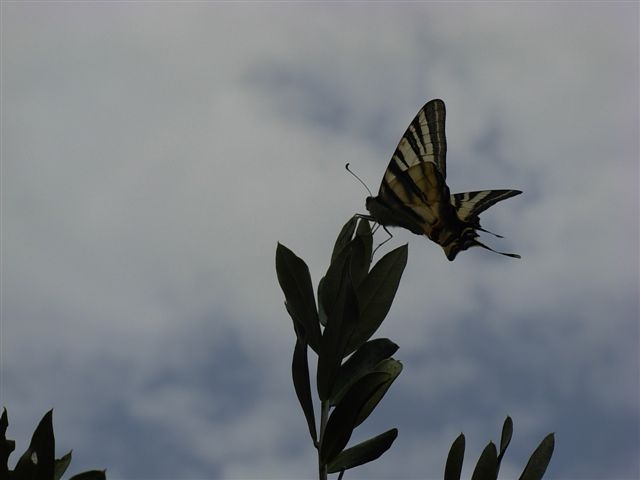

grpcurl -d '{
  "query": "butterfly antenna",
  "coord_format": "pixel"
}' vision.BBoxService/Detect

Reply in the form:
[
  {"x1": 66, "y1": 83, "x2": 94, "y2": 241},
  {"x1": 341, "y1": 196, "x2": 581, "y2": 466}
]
[
  {"x1": 345, "y1": 163, "x2": 373, "y2": 197},
  {"x1": 371, "y1": 226, "x2": 393, "y2": 258}
]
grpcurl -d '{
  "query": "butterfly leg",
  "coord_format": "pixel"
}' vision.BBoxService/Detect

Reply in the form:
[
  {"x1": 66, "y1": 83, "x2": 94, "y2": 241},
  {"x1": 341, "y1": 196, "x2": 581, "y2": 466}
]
[
  {"x1": 372, "y1": 225, "x2": 394, "y2": 257},
  {"x1": 353, "y1": 213, "x2": 395, "y2": 257}
]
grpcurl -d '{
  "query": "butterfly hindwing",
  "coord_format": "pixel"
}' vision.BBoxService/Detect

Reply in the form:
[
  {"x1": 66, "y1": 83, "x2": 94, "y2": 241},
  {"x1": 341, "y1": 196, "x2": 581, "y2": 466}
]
[{"x1": 452, "y1": 190, "x2": 522, "y2": 223}]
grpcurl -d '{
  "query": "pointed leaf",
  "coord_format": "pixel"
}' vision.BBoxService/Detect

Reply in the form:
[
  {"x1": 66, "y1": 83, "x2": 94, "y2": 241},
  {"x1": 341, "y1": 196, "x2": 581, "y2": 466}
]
[
  {"x1": 347, "y1": 244, "x2": 407, "y2": 354},
  {"x1": 519, "y1": 433, "x2": 555, "y2": 480},
  {"x1": 285, "y1": 302, "x2": 305, "y2": 343},
  {"x1": 354, "y1": 359, "x2": 402, "y2": 427},
  {"x1": 318, "y1": 245, "x2": 351, "y2": 322},
  {"x1": 350, "y1": 220, "x2": 373, "y2": 288},
  {"x1": 330, "y1": 338, "x2": 399, "y2": 405},
  {"x1": 331, "y1": 216, "x2": 358, "y2": 263},
  {"x1": 471, "y1": 442, "x2": 498, "y2": 480},
  {"x1": 276, "y1": 243, "x2": 321, "y2": 352},
  {"x1": 14, "y1": 409, "x2": 55, "y2": 480},
  {"x1": 317, "y1": 266, "x2": 359, "y2": 401},
  {"x1": 444, "y1": 433, "x2": 465, "y2": 480},
  {"x1": 319, "y1": 372, "x2": 388, "y2": 465},
  {"x1": 319, "y1": 218, "x2": 359, "y2": 326},
  {"x1": 318, "y1": 243, "x2": 354, "y2": 330},
  {"x1": 327, "y1": 428, "x2": 398, "y2": 473},
  {"x1": 0, "y1": 408, "x2": 7, "y2": 437},
  {"x1": 54, "y1": 451, "x2": 73, "y2": 480},
  {"x1": 292, "y1": 338, "x2": 317, "y2": 444},
  {"x1": 497, "y1": 416, "x2": 513, "y2": 465},
  {"x1": 317, "y1": 276, "x2": 328, "y2": 327},
  {"x1": 69, "y1": 470, "x2": 107, "y2": 480},
  {"x1": 1, "y1": 408, "x2": 14, "y2": 479},
  {"x1": 13, "y1": 443, "x2": 36, "y2": 477}
]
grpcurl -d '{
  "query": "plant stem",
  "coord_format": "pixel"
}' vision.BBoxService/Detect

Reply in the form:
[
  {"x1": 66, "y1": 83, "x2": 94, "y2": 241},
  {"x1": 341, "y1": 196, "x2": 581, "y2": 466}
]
[{"x1": 318, "y1": 401, "x2": 330, "y2": 480}]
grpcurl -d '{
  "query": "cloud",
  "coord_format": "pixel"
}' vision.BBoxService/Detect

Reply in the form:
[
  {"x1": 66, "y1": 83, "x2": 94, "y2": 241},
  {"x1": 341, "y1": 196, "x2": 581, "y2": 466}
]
[{"x1": 2, "y1": 3, "x2": 638, "y2": 479}]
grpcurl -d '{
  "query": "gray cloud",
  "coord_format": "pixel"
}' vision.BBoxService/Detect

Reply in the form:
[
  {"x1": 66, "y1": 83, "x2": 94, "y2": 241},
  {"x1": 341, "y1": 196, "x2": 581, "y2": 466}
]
[{"x1": 2, "y1": 3, "x2": 638, "y2": 479}]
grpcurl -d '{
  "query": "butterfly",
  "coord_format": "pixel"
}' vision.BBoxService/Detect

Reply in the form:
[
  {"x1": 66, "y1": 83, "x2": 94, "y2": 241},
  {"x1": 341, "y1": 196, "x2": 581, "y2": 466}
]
[{"x1": 364, "y1": 99, "x2": 521, "y2": 261}]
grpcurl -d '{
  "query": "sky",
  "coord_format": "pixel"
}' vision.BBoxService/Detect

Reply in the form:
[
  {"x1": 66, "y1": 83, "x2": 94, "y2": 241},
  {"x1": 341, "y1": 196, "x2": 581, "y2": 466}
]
[{"x1": 1, "y1": 2, "x2": 638, "y2": 480}]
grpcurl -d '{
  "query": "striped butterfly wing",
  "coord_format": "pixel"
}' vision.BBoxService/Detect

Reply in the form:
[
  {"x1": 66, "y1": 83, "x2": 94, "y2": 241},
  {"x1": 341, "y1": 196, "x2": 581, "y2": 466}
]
[
  {"x1": 365, "y1": 99, "x2": 452, "y2": 236},
  {"x1": 384, "y1": 98, "x2": 447, "y2": 179},
  {"x1": 451, "y1": 189, "x2": 522, "y2": 236},
  {"x1": 365, "y1": 99, "x2": 522, "y2": 260}
]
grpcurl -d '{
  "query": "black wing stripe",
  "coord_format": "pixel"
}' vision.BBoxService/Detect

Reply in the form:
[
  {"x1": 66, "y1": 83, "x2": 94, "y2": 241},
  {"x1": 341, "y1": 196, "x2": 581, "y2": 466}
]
[
  {"x1": 405, "y1": 115, "x2": 426, "y2": 165},
  {"x1": 423, "y1": 100, "x2": 447, "y2": 178},
  {"x1": 378, "y1": 179, "x2": 428, "y2": 228},
  {"x1": 387, "y1": 158, "x2": 428, "y2": 203}
]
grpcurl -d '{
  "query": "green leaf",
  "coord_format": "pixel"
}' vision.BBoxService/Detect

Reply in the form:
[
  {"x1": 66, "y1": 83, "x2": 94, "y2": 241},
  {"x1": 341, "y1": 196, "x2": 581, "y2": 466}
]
[
  {"x1": 331, "y1": 216, "x2": 358, "y2": 263},
  {"x1": 69, "y1": 470, "x2": 107, "y2": 480},
  {"x1": 317, "y1": 264, "x2": 359, "y2": 401},
  {"x1": 292, "y1": 338, "x2": 317, "y2": 444},
  {"x1": 349, "y1": 220, "x2": 373, "y2": 288},
  {"x1": 319, "y1": 372, "x2": 389, "y2": 465},
  {"x1": 346, "y1": 244, "x2": 407, "y2": 354},
  {"x1": 0, "y1": 408, "x2": 8, "y2": 440},
  {"x1": 54, "y1": 451, "x2": 72, "y2": 480},
  {"x1": 317, "y1": 254, "x2": 347, "y2": 332},
  {"x1": 276, "y1": 243, "x2": 321, "y2": 352},
  {"x1": 471, "y1": 441, "x2": 498, "y2": 480},
  {"x1": 330, "y1": 338, "x2": 399, "y2": 405},
  {"x1": 497, "y1": 416, "x2": 513, "y2": 465},
  {"x1": 317, "y1": 276, "x2": 328, "y2": 327},
  {"x1": 318, "y1": 245, "x2": 351, "y2": 323},
  {"x1": 354, "y1": 359, "x2": 402, "y2": 427},
  {"x1": 327, "y1": 428, "x2": 398, "y2": 473},
  {"x1": 318, "y1": 223, "x2": 367, "y2": 335},
  {"x1": 0, "y1": 408, "x2": 7, "y2": 437},
  {"x1": 285, "y1": 302, "x2": 305, "y2": 342},
  {"x1": 444, "y1": 433, "x2": 465, "y2": 480},
  {"x1": 1, "y1": 408, "x2": 15, "y2": 479},
  {"x1": 13, "y1": 409, "x2": 55, "y2": 480},
  {"x1": 13, "y1": 439, "x2": 36, "y2": 477},
  {"x1": 519, "y1": 433, "x2": 555, "y2": 480}
]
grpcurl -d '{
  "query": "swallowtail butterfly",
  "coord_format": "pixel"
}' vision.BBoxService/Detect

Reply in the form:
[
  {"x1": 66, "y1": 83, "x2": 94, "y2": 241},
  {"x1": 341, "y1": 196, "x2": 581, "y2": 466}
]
[{"x1": 365, "y1": 99, "x2": 521, "y2": 261}]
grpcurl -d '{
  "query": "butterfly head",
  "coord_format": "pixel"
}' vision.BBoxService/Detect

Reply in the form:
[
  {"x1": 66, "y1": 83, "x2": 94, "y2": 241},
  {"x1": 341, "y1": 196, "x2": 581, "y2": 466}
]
[
  {"x1": 365, "y1": 196, "x2": 389, "y2": 222},
  {"x1": 365, "y1": 196, "x2": 375, "y2": 211}
]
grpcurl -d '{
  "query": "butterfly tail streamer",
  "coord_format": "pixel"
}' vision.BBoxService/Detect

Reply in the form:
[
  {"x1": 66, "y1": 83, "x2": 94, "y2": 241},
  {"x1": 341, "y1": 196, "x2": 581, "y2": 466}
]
[
  {"x1": 474, "y1": 239, "x2": 521, "y2": 259},
  {"x1": 475, "y1": 226, "x2": 504, "y2": 238}
]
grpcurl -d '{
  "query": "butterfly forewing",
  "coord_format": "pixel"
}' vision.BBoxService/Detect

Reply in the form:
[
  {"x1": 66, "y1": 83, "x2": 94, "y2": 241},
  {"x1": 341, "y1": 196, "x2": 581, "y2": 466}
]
[
  {"x1": 369, "y1": 99, "x2": 449, "y2": 232},
  {"x1": 384, "y1": 99, "x2": 447, "y2": 186}
]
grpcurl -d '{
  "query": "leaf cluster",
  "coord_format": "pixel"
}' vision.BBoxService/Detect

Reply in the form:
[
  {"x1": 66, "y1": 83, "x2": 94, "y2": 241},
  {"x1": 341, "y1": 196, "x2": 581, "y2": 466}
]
[
  {"x1": 276, "y1": 216, "x2": 556, "y2": 479},
  {"x1": 1, "y1": 408, "x2": 106, "y2": 480},
  {"x1": 445, "y1": 416, "x2": 554, "y2": 480},
  {"x1": 276, "y1": 217, "x2": 407, "y2": 477}
]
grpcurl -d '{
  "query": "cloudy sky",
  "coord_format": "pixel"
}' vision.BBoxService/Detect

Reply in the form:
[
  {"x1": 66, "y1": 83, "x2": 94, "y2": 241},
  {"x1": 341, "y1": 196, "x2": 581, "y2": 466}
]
[{"x1": 2, "y1": 2, "x2": 638, "y2": 480}]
